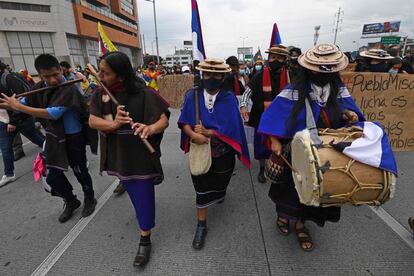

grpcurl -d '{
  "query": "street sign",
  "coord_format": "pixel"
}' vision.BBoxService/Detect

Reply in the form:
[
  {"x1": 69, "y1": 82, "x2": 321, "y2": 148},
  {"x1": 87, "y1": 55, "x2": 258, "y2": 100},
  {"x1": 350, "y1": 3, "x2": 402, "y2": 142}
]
[
  {"x1": 362, "y1": 21, "x2": 401, "y2": 35},
  {"x1": 244, "y1": 54, "x2": 253, "y2": 59},
  {"x1": 381, "y1": 36, "x2": 401, "y2": 45},
  {"x1": 237, "y1": 47, "x2": 253, "y2": 55}
]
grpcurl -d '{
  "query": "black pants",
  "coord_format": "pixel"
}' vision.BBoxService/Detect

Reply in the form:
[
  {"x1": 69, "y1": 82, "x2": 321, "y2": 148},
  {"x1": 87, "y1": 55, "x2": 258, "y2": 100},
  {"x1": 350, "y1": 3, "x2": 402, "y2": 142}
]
[{"x1": 46, "y1": 133, "x2": 94, "y2": 201}]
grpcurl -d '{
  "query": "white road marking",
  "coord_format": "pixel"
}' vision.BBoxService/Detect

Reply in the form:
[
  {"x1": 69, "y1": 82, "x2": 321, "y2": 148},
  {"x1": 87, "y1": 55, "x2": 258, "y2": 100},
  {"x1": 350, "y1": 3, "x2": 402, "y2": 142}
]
[
  {"x1": 31, "y1": 179, "x2": 119, "y2": 276},
  {"x1": 369, "y1": 206, "x2": 414, "y2": 251}
]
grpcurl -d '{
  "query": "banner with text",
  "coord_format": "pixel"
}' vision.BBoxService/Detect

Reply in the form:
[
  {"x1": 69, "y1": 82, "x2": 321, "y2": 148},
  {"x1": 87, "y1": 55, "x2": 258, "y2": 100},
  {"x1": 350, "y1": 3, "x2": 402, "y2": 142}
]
[{"x1": 341, "y1": 72, "x2": 414, "y2": 152}]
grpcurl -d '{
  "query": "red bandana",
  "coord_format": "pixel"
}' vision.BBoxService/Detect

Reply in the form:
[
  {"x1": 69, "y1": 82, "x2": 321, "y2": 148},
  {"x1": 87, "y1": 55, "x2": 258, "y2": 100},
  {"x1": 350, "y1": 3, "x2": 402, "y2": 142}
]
[{"x1": 262, "y1": 66, "x2": 289, "y2": 110}]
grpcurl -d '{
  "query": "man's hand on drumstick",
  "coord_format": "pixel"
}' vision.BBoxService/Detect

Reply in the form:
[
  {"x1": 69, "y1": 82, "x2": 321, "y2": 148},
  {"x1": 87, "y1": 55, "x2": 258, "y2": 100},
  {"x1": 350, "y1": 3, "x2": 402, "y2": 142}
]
[
  {"x1": 269, "y1": 136, "x2": 283, "y2": 156},
  {"x1": 342, "y1": 109, "x2": 358, "y2": 124},
  {"x1": 0, "y1": 93, "x2": 22, "y2": 111}
]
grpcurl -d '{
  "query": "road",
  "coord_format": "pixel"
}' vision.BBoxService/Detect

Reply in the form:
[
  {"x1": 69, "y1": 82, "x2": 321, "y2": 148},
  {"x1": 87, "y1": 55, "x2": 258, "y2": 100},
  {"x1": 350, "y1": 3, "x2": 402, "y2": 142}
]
[{"x1": 1, "y1": 109, "x2": 413, "y2": 276}]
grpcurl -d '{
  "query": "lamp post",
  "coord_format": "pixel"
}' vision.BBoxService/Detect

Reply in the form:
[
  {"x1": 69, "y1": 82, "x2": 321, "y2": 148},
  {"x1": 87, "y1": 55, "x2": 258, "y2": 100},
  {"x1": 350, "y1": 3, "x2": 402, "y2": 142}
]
[{"x1": 145, "y1": 0, "x2": 160, "y2": 64}]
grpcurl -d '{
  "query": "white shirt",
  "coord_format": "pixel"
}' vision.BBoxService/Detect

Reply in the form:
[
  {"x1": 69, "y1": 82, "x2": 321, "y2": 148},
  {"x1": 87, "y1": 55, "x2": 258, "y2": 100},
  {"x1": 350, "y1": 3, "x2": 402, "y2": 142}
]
[
  {"x1": 311, "y1": 83, "x2": 331, "y2": 107},
  {"x1": 204, "y1": 89, "x2": 218, "y2": 111},
  {"x1": 0, "y1": 109, "x2": 9, "y2": 124}
]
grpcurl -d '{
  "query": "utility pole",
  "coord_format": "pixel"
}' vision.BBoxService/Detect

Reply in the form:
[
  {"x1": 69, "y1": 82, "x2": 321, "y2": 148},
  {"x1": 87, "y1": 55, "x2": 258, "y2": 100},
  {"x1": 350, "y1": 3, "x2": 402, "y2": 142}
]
[
  {"x1": 142, "y1": 34, "x2": 147, "y2": 55},
  {"x1": 333, "y1": 7, "x2": 344, "y2": 45},
  {"x1": 314, "y1": 26, "x2": 321, "y2": 46},
  {"x1": 145, "y1": 0, "x2": 160, "y2": 64}
]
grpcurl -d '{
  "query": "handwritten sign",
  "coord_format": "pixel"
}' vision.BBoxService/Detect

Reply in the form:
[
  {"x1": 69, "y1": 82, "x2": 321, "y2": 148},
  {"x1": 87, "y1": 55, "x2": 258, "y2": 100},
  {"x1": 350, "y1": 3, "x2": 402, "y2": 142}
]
[
  {"x1": 158, "y1": 75, "x2": 194, "y2": 108},
  {"x1": 341, "y1": 72, "x2": 414, "y2": 151}
]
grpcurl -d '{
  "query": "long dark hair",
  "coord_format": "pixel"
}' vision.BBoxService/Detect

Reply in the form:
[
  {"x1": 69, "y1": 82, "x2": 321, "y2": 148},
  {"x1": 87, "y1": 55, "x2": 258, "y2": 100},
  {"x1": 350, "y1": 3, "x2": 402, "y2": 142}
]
[
  {"x1": 287, "y1": 69, "x2": 343, "y2": 129},
  {"x1": 100, "y1": 51, "x2": 146, "y2": 93}
]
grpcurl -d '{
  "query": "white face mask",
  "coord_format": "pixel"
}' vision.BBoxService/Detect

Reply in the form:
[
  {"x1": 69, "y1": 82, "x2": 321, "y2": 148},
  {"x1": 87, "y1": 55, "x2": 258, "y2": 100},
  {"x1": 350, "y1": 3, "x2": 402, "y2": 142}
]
[{"x1": 389, "y1": 68, "x2": 399, "y2": 74}]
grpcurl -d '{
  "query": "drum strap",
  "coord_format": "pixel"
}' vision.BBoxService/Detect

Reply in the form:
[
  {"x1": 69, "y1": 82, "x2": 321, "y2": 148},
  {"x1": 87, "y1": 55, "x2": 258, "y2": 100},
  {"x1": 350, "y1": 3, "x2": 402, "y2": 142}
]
[{"x1": 305, "y1": 98, "x2": 323, "y2": 145}]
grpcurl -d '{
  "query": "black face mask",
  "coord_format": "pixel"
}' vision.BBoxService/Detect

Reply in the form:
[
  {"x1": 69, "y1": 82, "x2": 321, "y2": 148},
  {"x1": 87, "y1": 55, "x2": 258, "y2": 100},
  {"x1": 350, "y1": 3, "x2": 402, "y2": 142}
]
[
  {"x1": 269, "y1": 60, "x2": 284, "y2": 71},
  {"x1": 369, "y1": 62, "x2": 388, "y2": 73},
  {"x1": 308, "y1": 71, "x2": 333, "y2": 87}
]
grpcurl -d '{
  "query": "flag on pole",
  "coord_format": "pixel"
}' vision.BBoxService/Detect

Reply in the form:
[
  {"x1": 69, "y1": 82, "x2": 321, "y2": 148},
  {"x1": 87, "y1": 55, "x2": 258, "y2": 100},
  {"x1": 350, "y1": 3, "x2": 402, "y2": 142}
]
[
  {"x1": 98, "y1": 22, "x2": 118, "y2": 56},
  {"x1": 191, "y1": 0, "x2": 206, "y2": 62},
  {"x1": 269, "y1": 23, "x2": 282, "y2": 47}
]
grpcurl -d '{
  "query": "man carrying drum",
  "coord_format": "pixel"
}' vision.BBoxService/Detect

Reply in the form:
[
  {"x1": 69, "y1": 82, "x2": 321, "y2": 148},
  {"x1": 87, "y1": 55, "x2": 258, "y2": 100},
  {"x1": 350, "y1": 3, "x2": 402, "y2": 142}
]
[{"x1": 257, "y1": 44, "x2": 365, "y2": 251}]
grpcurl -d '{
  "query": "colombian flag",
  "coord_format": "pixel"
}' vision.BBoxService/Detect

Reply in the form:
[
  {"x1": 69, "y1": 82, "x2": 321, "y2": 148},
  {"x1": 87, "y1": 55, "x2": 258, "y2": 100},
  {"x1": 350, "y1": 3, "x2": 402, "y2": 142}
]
[{"x1": 98, "y1": 22, "x2": 118, "y2": 55}]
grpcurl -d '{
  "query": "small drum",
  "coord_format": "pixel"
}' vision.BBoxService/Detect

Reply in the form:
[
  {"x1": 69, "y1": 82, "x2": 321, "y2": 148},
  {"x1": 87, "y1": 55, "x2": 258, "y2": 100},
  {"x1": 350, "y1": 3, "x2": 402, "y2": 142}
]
[{"x1": 291, "y1": 127, "x2": 396, "y2": 207}]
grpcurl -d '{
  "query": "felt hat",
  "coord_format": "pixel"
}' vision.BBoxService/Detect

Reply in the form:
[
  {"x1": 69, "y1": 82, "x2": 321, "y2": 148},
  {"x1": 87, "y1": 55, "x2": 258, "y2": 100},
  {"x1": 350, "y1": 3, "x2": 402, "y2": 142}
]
[
  {"x1": 196, "y1": 58, "x2": 231, "y2": 73},
  {"x1": 265, "y1": 45, "x2": 290, "y2": 56},
  {"x1": 298, "y1": 43, "x2": 349, "y2": 73},
  {"x1": 360, "y1": 49, "x2": 394, "y2": 60}
]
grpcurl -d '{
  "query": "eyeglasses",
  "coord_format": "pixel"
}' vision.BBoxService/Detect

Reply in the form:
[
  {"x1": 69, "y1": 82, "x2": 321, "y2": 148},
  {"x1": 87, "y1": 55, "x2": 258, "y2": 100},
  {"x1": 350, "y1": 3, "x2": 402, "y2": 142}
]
[{"x1": 203, "y1": 72, "x2": 224, "y2": 79}]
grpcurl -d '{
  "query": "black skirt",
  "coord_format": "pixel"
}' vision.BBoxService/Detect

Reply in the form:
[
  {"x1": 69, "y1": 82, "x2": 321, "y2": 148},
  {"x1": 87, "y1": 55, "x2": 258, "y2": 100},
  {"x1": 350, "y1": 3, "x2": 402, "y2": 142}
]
[
  {"x1": 191, "y1": 151, "x2": 236, "y2": 208},
  {"x1": 268, "y1": 169, "x2": 341, "y2": 227}
]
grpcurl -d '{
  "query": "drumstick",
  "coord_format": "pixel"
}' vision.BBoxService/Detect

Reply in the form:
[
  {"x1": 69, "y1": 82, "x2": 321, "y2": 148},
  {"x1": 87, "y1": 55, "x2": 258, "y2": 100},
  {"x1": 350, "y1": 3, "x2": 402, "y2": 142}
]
[
  {"x1": 279, "y1": 154, "x2": 296, "y2": 173},
  {"x1": 86, "y1": 64, "x2": 156, "y2": 154}
]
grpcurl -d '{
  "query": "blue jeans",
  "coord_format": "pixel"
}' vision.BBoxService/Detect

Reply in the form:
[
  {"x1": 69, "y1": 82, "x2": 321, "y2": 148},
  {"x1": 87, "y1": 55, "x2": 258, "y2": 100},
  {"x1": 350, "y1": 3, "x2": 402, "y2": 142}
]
[{"x1": 0, "y1": 119, "x2": 44, "y2": 176}]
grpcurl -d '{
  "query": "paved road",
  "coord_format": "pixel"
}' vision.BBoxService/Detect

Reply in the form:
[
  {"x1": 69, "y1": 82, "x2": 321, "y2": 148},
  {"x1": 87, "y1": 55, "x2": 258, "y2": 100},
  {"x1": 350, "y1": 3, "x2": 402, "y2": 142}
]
[{"x1": 1, "y1": 109, "x2": 414, "y2": 276}]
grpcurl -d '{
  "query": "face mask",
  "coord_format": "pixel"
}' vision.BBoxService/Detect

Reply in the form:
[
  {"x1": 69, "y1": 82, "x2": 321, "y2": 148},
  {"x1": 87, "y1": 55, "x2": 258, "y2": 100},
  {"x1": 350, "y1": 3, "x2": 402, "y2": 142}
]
[
  {"x1": 389, "y1": 68, "x2": 399, "y2": 74},
  {"x1": 308, "y1": 71, "x2": 332, "y2": 87},
  {"x1": 269, "y1": 60, "x2": 284, "y2": 71},
  {"x1": 239, "y1": 69, "x2": 246, "y2": 75},
  {"x1": 203, "y1": 78, "x2": 223, "y2": 92},
  {"x1": 255, "y1": 65, "x2": 263, "y2": 71}
]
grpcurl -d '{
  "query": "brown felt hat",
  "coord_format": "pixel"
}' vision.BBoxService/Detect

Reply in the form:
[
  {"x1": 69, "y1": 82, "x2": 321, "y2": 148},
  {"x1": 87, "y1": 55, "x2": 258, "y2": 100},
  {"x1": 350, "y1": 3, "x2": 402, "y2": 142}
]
[
  {"x1": 196, "y1": 58, "x2": 231, "y2": 73},
  {"x1": 360, "y1": 49, "x2": 394, "y2": 60},
  {"x1": 265, "y1": 45, "x2": 290, "y2": 56},
  {"x1": 298, "y1": 43, "x2": 349, "y2": 73}
]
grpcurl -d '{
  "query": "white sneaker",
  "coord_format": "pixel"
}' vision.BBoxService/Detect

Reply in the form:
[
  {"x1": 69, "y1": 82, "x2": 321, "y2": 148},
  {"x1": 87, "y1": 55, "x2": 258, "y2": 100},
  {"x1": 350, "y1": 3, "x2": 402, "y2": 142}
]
[{"x1": 0, "y1": 175, "x2": 16, "y2": 187}]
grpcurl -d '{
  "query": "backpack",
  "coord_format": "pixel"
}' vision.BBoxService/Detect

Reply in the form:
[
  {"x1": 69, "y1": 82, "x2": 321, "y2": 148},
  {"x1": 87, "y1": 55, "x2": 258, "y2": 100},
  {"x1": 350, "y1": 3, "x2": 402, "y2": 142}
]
[{"x1": 0, "y1": 71, "x2": 32, "y2": 93}]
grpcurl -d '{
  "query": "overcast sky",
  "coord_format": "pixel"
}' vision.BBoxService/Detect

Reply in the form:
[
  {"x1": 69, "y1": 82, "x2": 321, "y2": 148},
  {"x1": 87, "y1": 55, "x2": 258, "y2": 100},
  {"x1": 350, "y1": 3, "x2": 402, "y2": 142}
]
[{"x1": 137, "y1": 0, "x2": 413, "y2": 59}]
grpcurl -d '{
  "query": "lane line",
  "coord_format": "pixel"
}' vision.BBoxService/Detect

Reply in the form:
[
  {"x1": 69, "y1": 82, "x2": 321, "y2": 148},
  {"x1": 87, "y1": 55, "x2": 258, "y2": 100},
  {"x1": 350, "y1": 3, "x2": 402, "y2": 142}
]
[
  {"x1": 369, "y1": 206, "x2": 414, "y2": 251},
  {"x1": 31, "y1": 179, "x2": 119, "y2": 276}
]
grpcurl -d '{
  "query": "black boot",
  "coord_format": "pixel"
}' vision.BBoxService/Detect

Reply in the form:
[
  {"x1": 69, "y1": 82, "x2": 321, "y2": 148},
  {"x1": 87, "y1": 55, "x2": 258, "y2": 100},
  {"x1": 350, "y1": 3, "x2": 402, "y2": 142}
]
[
  {"x1": 113, "y1": 182, "x2": 126, "y2": 195},
  {"x1": 134, "y1": 235, "x2": 152, "y2": 267},
  {"x1": 14, "y1": 151, "x2": 25, "y2": 161},
  {"x1": 59, "y1": 197, "x2": 81, "y2": 223},
  {"x1": 192, "y1": 221, "x2": 207, "y2": 250},
  {"x1": 82, "y1": 196, "x2": 97, "y2": 217},
  {"x1": 257, "y1": 166, "x2": 266, "y2": 183}
]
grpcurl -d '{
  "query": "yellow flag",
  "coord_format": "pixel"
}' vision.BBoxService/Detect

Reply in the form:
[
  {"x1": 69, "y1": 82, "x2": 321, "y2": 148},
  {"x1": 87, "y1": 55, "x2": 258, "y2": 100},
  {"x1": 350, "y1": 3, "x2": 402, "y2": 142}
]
[{"x1": 98, "y1": 22, "x2": 118, "y2": 55}]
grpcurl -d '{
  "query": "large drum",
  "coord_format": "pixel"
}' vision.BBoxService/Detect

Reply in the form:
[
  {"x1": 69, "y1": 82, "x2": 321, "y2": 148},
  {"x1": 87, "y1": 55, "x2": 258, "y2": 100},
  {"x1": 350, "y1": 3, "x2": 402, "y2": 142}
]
[{"x1": 291, "y1": 127, "x2": 396, "y2": 207}]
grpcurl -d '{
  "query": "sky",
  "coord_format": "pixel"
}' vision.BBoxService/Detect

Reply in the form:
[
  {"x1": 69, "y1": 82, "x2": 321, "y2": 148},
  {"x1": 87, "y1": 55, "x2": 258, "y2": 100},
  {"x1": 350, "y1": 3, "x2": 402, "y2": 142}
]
[{"x1": 137, "y1": 0, "x2": 413, "y2": 59}]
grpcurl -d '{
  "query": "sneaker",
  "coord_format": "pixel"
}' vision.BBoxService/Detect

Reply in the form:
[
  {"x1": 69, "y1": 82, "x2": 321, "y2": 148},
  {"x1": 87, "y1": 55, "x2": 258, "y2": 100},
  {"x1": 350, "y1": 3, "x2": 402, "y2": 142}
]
[
  {"x1": 82, "y1": 196, "x2": 97, "y2": 217},
  {"x1": 0, "y1": 175, "x2": 16, "y2": 187},
  {"x1": 58, "y1": 198, "x2": 81, "y2": 223}
]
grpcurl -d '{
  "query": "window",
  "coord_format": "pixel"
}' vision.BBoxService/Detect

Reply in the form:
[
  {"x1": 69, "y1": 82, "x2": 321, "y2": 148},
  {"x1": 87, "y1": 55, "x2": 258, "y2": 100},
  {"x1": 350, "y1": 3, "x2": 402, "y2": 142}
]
[
  {"x1": 67, "y1": 36, "x2": 86, "y2": 68},
  {"x1": 120, "y1": 0, "x2": 134, "y2": 15},
  {"x1": 0, "y1": 2, "x2": 50, "y2": 12},
  {"x1": 6, "y1": 32, "x2": 55, "y2": 74}
]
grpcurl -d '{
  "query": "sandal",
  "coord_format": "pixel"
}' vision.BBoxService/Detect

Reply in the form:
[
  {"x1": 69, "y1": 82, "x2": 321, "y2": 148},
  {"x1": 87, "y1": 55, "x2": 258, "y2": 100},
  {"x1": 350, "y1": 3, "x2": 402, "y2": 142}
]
[
  {"x1": 276, "y1": 217, "x2": 290, "y2": 236},
  {"x1": 295, "y1": 226, "x2": 314, "y2": 252},
  {"x1": 408, "y1": 217, "x2": 414, "y2": 238}
]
